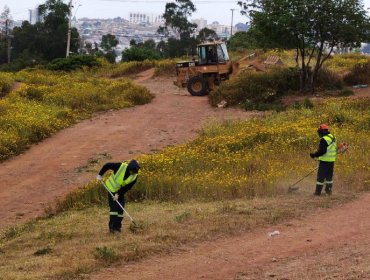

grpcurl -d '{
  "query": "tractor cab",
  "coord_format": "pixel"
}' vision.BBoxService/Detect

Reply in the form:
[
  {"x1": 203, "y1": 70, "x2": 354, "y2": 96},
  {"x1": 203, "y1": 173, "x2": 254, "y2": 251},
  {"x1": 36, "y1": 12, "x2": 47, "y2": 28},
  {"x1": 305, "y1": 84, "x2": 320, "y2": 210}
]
[{"x1": 197, "y1": 42, "x2": 230, "y2": 65}]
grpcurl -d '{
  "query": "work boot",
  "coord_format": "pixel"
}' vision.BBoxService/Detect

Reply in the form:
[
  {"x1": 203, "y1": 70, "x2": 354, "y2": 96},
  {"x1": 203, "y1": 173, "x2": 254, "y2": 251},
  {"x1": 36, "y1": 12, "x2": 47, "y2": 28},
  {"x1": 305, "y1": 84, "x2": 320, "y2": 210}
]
[
  {"x1": 109, "y1": 220, "x2": 115, "y2": 233},
  {"x1": 314, "y1": 185, "x2": 323, "y2": 196},
  {"x1": 325, "y1": 184, "x2": 332, "y2": 195}
]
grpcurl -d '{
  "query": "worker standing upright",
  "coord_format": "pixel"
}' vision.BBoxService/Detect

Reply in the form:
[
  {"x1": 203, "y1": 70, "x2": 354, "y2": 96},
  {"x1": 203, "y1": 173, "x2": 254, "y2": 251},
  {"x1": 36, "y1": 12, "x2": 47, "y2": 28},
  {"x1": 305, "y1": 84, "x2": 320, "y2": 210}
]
[
  {"x1": 96, "y1": 159, "x2": 140, "y2": 233},
  {"x1": 310, "y1": 124, "x2": 337, "y2": 196}
]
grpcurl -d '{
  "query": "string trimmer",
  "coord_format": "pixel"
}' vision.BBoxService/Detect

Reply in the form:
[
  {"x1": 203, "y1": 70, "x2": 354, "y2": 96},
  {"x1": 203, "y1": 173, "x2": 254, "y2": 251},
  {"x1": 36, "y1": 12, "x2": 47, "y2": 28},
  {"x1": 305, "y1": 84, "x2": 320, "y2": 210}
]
[{"x1": 287, "y1": 166, "x2": 318, "y2": 193}]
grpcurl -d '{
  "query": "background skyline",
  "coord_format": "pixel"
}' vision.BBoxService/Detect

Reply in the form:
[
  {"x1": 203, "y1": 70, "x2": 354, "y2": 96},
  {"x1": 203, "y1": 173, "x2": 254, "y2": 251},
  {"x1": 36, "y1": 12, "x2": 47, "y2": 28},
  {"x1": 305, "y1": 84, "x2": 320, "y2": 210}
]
[
  {"x1": 1, "y1": 0, "x2": 369, "y2": 26},
  {"x1": 1, "y1": 0, "x2": 247, "y2": 26}
]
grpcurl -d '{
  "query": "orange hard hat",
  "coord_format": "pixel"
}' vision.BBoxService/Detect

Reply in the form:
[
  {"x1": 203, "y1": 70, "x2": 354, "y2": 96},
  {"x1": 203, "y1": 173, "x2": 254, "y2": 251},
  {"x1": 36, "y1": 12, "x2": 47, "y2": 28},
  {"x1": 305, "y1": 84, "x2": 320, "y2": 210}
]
[{"x1": 318, "y1": 123, "x2": 329, "y2": 131}]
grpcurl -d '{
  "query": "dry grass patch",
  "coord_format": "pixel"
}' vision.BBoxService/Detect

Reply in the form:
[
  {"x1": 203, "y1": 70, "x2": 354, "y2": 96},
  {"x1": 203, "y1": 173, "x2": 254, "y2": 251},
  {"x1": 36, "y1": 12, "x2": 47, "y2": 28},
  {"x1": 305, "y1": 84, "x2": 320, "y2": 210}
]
[{"x1": 0, "y1": 191, "x2": 356, "y2": 280}]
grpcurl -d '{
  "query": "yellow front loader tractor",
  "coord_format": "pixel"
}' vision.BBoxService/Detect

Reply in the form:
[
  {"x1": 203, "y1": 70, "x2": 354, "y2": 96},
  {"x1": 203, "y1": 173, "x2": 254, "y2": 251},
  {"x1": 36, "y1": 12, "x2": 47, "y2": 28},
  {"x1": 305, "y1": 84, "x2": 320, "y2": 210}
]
[{"x1": 174, "y1": 41, "x2": 233, "y2": 96}]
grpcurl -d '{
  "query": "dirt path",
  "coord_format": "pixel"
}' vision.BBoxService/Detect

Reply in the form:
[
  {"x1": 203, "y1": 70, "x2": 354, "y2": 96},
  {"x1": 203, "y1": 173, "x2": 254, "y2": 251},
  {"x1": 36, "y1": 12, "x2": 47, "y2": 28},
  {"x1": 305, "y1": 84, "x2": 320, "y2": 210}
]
[
  {"x1": 91, "y1": 192, "x2": 370, "y2": 280},
  {"x1": 0, "y1": 71, "x2": 260, "y2": 230}
]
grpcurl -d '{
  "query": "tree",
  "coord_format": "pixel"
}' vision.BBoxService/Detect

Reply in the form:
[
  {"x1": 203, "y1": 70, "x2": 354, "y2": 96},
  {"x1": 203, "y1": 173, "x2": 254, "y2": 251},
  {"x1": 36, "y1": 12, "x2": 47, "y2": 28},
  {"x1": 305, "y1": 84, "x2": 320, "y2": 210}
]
[
  {"x1": 38, "y1": 0, "x2": 79, "y2": 60},
  {"x1": 100, "y1": 33, "x2": 118, "y2": 63},
  {"x1": 122, "y1": 39, "x2": 161, "y2": 61},
  {"x1": 157, "y1": 0, "x2": 198, "y2": 57},
  {"x1": 238, "y1": 0, "x2": 370, "y2": 92},
  {"x1": 196, "y1": 27, "x2": 218, "y2": 42},
  {"x1": 0, "y1": 6, "x2": 12, "y2": 63},
  {"x1": 101, "y1": 33, "x2": 118, "y2": 52},
  {"x1": 158, "y1": 0, "x2": 197, "y2": 41},
  {"x1": 9, "y1": 0, "x2": 80, "y2": 65},
  {"x1": 121, "y1": 47, "x2": 160, "y2": 62},
  {"x1": 228, "y1": 31, "x2": 258, "y2": 51}
]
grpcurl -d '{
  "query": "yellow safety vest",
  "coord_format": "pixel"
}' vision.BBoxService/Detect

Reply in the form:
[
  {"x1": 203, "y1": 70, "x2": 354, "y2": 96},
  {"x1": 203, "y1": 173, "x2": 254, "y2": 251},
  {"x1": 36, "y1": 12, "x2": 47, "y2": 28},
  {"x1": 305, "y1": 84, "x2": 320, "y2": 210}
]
[
  {"x1": 105, "y1": 162, "x2": 138, "y2": 193},
  {"x1": 319, "y1": 134, "x2": 337, "y2": 162}
]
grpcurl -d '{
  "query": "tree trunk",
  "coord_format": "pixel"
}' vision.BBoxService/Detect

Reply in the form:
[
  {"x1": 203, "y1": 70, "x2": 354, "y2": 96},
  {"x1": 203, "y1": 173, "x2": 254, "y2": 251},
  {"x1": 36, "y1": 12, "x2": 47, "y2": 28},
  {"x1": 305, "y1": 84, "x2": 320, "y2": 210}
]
[{"x1": 310, "y1": 43, "x2": 324, "y2": 93}]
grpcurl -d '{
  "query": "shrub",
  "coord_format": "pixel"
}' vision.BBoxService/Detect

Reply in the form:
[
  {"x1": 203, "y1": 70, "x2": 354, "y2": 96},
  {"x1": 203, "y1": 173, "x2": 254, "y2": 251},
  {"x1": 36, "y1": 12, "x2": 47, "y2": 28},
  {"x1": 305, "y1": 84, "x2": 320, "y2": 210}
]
[
  {"x1": 338, "y1": 88, "x2": 354, "y2": 97},
  {"x1": 315, "y1": 67, "x2": 343, "y2": 90},
  {"x1": 343, "y1": 62, "x2": 370, "y2": 85},
  {"x1": 0, "y1": 72, "x2": 14, "y2": 97},
  {"x1": 47, "y1": 55, "x2": 101, "y2": 71},
  {"x1": 122, "y1": 47, "x2": 161, "y2": 62},
  {"x1": 292, "y1": 98, "x2": 314, "y2": 109},
  {"x1": 209, "y1": 67, "x2": 300, "y2": 109}
]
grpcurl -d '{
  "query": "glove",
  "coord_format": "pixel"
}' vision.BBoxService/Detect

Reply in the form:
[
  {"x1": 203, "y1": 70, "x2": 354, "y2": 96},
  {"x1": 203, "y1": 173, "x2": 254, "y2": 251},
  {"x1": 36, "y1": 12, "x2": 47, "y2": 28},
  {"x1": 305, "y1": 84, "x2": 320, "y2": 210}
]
[
  {"x1": 96, "y1": 174, "x2": 102, "y2": 181},
  {"x1": 113, "y1": 194, "x2": 119, "y2": 201},
  {"x1": 310, "y1": 153, "x2": 315, "y2": 159}
]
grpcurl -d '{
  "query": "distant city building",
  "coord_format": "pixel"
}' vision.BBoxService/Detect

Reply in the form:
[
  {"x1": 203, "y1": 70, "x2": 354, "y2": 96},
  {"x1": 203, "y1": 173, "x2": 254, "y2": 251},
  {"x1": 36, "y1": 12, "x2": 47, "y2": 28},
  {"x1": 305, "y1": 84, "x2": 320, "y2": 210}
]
[
  {"x1": 207, "y1": 22, "x2": 231, "y2": 35},
  {"x1": 29, "y1": 8, "x2": 42, "y2": 24},
  {"x1": 129, "y1": 12, "x2": 163, "y2": 24},
  {"x1": 192, "y1": 18, "x2": 207, "y2": 30}
]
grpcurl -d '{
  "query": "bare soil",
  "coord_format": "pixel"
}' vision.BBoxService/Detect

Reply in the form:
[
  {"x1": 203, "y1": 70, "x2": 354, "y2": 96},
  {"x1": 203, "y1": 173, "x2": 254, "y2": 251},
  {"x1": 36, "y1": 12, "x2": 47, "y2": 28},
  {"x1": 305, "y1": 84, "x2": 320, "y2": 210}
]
[{"x1": 1, "y1": 70, "x2": 369, "y2": 280}]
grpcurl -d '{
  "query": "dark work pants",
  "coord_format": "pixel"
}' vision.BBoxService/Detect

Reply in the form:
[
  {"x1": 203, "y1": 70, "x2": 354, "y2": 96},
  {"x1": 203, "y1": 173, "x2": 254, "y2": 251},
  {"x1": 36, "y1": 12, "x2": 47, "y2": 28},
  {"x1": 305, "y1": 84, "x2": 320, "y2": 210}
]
[
  {"x1": 315, "y1": 161, "x2": 334, "y2": 195},
  {"x1": 108, "y1": 192, "x2": 125, "y2": 232}
]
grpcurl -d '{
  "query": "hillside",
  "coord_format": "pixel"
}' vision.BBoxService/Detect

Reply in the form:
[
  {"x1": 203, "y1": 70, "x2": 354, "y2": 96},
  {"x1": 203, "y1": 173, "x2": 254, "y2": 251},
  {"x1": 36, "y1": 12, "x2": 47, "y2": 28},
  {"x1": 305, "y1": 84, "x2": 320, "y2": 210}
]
[
  {"x1": 0, "y1": 64, "x2": 369, "y2": 280},
  {"x1": 0, "y1": 70, "x2": 260, "y2": 230}
]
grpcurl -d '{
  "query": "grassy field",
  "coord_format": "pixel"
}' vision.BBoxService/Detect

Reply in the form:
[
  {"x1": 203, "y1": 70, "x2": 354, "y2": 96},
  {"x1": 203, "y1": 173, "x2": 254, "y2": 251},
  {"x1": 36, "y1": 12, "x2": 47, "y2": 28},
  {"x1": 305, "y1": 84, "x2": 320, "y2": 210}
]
[
  {"x1": 0, "y1": 68, "x2": 153, "y2": 162},
  {"x1": 0, "y1": 53, "x2": 369, "y2": 279},
  {"x1": 0, "y1": 96, "x2": 369, "y2": 279}
]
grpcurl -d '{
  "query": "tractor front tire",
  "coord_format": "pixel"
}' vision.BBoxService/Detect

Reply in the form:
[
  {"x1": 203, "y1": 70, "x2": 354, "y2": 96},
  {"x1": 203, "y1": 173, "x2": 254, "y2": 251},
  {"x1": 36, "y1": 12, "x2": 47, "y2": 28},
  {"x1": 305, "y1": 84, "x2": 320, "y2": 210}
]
[{"x1": 187, "y1": 76, "x2": 208, "y2": 96}]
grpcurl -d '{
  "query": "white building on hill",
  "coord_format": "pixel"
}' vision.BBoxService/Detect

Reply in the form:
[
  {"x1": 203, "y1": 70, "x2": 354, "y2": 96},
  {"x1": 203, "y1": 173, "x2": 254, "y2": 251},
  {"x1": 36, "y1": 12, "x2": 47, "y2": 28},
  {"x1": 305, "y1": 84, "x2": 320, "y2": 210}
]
[{"x1": 129, "y1": 12, "x2": 163, "y2": 25}]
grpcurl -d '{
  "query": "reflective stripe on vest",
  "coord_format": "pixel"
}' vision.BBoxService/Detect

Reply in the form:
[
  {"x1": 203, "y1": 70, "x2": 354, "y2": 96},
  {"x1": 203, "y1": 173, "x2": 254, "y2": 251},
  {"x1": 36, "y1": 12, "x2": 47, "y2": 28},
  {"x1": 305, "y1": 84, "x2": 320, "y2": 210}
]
[
  {"x1": 319, "y1": 134, "x2": 337, "y2": 162},
  {"x1": 105, "y1": 162, "x2": 138, "y2": 193}
]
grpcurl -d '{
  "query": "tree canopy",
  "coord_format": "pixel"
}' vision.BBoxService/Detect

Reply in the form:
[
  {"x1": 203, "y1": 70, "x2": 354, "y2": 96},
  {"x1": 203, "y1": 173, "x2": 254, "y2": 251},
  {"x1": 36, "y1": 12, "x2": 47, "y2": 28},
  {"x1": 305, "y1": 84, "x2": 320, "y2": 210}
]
[
  {"x1": 158, "y1": 0, "x2": 197, "y2": 41},
  {"x1": 2, "y1": 0, "x2": 80, "y2": 69},
  {"x1": 238, "y1": 0, "x2": 370, "y2": 91}
]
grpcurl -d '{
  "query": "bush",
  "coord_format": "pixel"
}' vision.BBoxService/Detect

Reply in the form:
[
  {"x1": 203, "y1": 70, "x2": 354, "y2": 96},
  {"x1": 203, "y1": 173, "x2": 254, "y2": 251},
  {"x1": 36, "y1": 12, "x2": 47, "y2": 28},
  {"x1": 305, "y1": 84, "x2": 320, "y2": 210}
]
[
  {"x1": 315, "y1": 67, "x2": 343, "y2": 90},
  {"x1": 209, "y1": 67, "x2": 300, "y2": 109},
  {"x1": 292, "y1": 98, "x2": 314, "y2": 109},
  {"x1": 122, "y1": 47, "x2": 161, "y2": 62},
  {"x1": 0, "y1": 72, "x2": 14, "y2": 97},
  {"x1": 47, "y1": 55, "x2": 101, "y2": 71},
  {"x1": 343, "y1": 62, "x2": 370, "y2": 85}
]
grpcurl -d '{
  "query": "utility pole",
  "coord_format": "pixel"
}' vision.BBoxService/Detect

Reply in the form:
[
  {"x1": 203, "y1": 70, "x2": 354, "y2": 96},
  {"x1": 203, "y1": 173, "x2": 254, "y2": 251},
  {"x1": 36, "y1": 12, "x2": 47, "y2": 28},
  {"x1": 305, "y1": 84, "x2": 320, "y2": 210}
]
[
  {"x1": 66, "y1": 0, "x2": 72, "y2": 57},
  {"x1": 230, "y1": 9, "x2": 235, "y2": 37}
]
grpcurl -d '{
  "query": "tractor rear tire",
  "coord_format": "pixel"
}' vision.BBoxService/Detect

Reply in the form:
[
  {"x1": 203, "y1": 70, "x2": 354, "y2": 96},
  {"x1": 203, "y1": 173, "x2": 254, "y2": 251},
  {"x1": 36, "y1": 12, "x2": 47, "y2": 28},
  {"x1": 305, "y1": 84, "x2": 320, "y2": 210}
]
[{"x1": 187, "y1": 76, "x2": 208, "y2": 96}]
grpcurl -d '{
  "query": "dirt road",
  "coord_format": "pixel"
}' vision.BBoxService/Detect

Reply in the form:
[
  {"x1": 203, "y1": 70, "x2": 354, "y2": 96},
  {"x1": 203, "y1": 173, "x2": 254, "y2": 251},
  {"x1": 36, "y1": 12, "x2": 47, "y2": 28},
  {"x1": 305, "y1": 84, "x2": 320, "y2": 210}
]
[
  {"x1": 91, "y1": 192, "x2": 370, "y2": 280},
  {"x1": 0, "y1": 70, "x2": 260, "y2": 230}
]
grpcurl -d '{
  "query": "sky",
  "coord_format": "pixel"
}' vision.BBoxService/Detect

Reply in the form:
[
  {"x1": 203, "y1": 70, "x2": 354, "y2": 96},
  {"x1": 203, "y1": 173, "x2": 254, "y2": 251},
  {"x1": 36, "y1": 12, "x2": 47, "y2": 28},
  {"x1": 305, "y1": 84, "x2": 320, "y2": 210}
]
[
  {"x1": 0, "y1": 0, "x2": 248, "y2": 26},
  {"x1": 1, "y1": 0, "x2": 369, "y2": 26}
]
